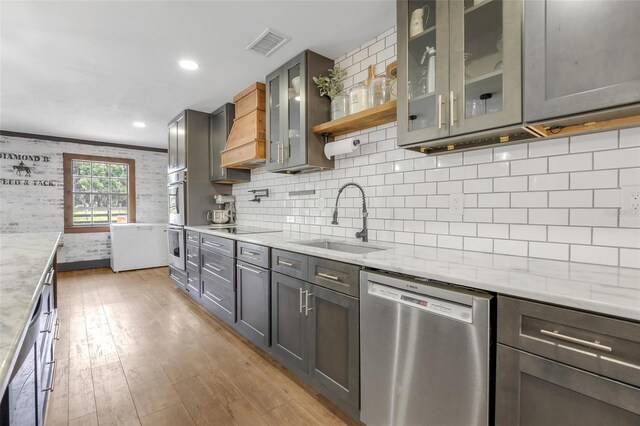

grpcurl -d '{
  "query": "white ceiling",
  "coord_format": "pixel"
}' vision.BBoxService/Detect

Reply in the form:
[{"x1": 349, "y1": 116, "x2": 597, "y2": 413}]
[{"x1": 0, "y1": 0, "x2": 395, "y2": 148}]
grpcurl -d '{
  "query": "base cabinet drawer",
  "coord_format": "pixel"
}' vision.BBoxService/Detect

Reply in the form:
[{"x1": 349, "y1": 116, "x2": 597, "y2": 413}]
[
  {"x1": 307, "y1": 257, "x2": 360, "y2": 297},
  {"x1": 201, "y1": 251, "x2": 234, "y2": 284},
  {"x1": 236, "y1": 261, "x2": 270, "y2": 348},
  {"x1": 271, "y1": 249, "x2": 307, "y2": 280},
  {"x1": 186, "y1": 269, "x2": 201, "y2": 300},
  {"x1": 168, "y1": 266, "x2": 187, "y2": 292},
  {"x1": 186, "y1": 244, "x2": 200, "y2": 270},
  {"x1": 201, "y1": 274, "x2": 235, "y2": 325},
  {"x1": 237, "y1": 242, "x2": 269, "y2": 269},
  {"x1": 200, "y1": 234, "x2": 234, "y2": 257}
]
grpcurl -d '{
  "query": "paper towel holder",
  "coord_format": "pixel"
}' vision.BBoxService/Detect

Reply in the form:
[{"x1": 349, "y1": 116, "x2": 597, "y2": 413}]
[{"x1": 322, "y1": 131, "x2": 360, "y2": 147}]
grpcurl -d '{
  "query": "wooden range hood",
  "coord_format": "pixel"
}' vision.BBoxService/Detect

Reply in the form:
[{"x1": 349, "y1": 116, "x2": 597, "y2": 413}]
[{"x1": 220, "y1": 82, "x2": 266, "y2": 169}]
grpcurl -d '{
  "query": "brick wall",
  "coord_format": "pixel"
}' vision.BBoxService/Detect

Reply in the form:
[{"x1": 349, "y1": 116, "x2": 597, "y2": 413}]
[
  {"x1": 232, "y1": 26, "x2": 640, "y2": 269},
  {"x1": 0, "y1": 135, "x2": 167, "y2": 263}
]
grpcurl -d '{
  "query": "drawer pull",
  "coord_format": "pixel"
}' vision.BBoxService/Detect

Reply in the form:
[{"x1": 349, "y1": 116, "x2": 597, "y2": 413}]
[
  {"x1": 169, "y1": 274, "x2": 182, "y2": 285},
  {"x1": 238, "y1": 264, "x2": 262, "y2": 275},
  {"x1": 317, "y1": 272, "x2": 340, "y2": 281},
  {"x1": 243, "y1": 250, "x2": 259, "y2": 256},
  {"x1": 203, "y1": 241, "x2": 222, "y2": 248},
  {"x1": 42, "y1": 360, "x2": 56, "y2": 392},
  {"x1": 41, "y1": 311, "x2": 54, "y2": 334},
  {"x1": 540, "y1": 329, "x2": 613, "y2": 352},
  {"x1": 278, "y1": 260, "x2": 294, "y2": 267},
  {"x1": 187, "y1": 253, "x2": 197, "y2": 259},
  {"x1": 43, "y1": 270, "x2": 54, "y2": 286},
  {"x1": 204, "y1": 263, "x2": 222, "y2": 272}
]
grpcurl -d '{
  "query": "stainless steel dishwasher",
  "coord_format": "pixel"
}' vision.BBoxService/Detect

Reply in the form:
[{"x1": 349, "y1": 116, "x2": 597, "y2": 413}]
[{"x1": 360, "y1": 270, "x2": 494, "y2": 426}]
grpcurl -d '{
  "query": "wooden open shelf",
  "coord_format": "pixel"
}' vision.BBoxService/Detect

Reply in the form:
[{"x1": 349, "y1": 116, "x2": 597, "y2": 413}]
[{"x1": 312, "y1": 100, "x2": 397, "y2": 137}]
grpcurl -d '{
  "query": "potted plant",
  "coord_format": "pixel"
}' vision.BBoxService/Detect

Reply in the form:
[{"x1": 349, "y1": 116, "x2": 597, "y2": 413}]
[{"x1": 313, "y1": 66, "x2": 348, "y2": 120}]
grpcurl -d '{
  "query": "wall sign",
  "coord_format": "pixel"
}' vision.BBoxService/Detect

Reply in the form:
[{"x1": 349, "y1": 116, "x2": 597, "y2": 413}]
[{"x1": 0, "y1": 152, "x2": 56, "y2": 186}]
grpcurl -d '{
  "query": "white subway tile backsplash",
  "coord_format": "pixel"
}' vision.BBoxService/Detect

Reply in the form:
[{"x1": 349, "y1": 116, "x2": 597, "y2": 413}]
[
  {"x1": 594, "y1": 189, "x2": 621, "y2": 207},
  {"x1": 548, "y1": 153, "x2": 592, "y2": 173},
  {"x1": 529, "y1": 242, "x2": 569, "y2": 261},
  {"x1": 231, "y1": 28, "x2": 640, "y2": 269},
  {"x1": 620, "y1": 128, "x2": 640, "y2": 148},
  {"x1": 570, "y1": 170, "x2": 618, "y2": 189},
  {"x1": 450, "y1": 165, "x2": 478, "y2": 180},
  {"x1": 570, "y1": 131, "x2": 618, "y2": 153},
  {"x1": 464, "y1": 179, "x2": 493, "y2": 193},
  {"x1": 529, "y1": 209, "x2": 569, "y2": 225},
  {"x1": 594, "y1": 148, "x2": 640, "y2": 170},
  {"x1": 494, "y1": 209, "x2": 527, "y2": 224},
  {"x1": 511, "y1": 158, "x2": 547, "y2": 176},
  {"x1": 528, "y1": 138, "x2": 568, "y2": 158},
  {"x1": 511, "y1": 192, "x2": 548, "y2": 207},
  {"x1": 478, "y1": 223, "x2": 509, "y2": 239},
  {"x1": 464, "y1": 237, "x2": 493, "y2": 253},
  {"x1": 478, "y1": 161, "x2": 509, "y2": 178},
  {"x1": 510, "y1": 225, "x2": 547, "y2": 242},
  {"x1": 494, "y1": 144, "x2": 527, "y2": 161},
  {"x1": 570, "y1": 209, "x2": 618, "y2": 227},
  {"x1": 571, "y1": 245, "x2": 618, "y2": 266},
  {"x1": 620, "y1": 249, "x2": 640, "y2": 268},
  {"x1": 548, "y1": 190, "x2": 593, "y2": 208},
  {"x1": 529, "y1": 174, "x2": 569, "y2": 191},
  {"x1": 478, "y1": 193, "x2": 510, "y2": 208},
  {"x1": 494, "y1": 176, "x2": 528, "y2": 192},
  {"x1": 464, "y1": 148, "x2": 493, "y2": 165},
  {"x1": 548, "y1": 226, "x2": 591, "y2": 244},
  {"x1": 593, "y1": 228, "x2": 640, "y2": 249},
  {"x1": 494, "y1": 240, "x2": 528, "y2": 256},
  {"x1": 437, "y1": 153, "x2": 463, "y2": 168}
]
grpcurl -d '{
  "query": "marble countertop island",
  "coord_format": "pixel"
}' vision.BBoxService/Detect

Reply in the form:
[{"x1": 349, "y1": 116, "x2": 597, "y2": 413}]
[
  {"x1": 187, "y1": 226, "x2": 640, "y2": 322},
  {"x1": 0, "y1": 232, "x2": 61, "y2": 394}
]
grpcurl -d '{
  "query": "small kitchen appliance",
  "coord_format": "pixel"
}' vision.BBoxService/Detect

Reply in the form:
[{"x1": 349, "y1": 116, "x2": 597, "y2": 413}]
[{"x1": 207, "y1": 194, "x2": 236, "y2": 225}]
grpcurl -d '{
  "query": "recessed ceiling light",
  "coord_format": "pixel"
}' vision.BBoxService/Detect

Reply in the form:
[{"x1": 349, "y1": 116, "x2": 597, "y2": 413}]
[
  {"x1": 133, "y1": 122, "x2": 146, "y2": 128},
  {"x1": 179, "y1": 59, "x2": 199, "y2": 70}
]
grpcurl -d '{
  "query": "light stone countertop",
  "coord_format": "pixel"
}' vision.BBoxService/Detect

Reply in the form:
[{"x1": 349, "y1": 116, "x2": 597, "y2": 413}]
[
  {"x1": 0, "y1": 232, "x2": 61, "y2": 394},
  {"x1": 187, "y1": 226, "x2": 640, "y2": 322}
]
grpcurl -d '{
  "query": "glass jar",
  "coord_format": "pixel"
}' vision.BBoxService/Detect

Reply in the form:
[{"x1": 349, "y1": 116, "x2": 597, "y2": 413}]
[
  {"x1": 331, "y1": 95, "x2": 349, "y2": 120},
  {"x1": 348, "y1": 83, "x2": 369, "y2": 114},
  {"x1": 369, "y1": 76, "x2": 391, "y2": 106}
]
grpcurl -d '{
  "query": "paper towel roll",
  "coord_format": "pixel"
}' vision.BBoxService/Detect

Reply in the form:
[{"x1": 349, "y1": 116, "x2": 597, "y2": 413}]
[{"x1": 324, "y1": 138, "x2": 360, "y2": 159}]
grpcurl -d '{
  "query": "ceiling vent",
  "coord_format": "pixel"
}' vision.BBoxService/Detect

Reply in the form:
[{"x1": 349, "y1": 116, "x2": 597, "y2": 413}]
[{"x1": 246, "y1": 28, "x2": 289, "y2": 56}]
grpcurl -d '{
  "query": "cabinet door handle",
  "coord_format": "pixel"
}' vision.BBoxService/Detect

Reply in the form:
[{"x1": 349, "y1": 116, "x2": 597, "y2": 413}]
[
  {"x1": 238, "y1": 264, "x2": 262, "y2": 274},
  {"x1": 437, "y1": 94, "x2": 444, "y2": 129},
  {"x1": 299, "y1": 288, "x2": 304, "y2": 313},
  {"x1": 278, "y1": 260, "x2": 294, "y2": 267},
  {"x1": 540, "y1": 329, "x2": 613, "y2": 352},
  {"x1": 54, "y1": 319, "x2": 60, "y2": 341},
  {"x1": 317, "y1": 272, "x2": 340, "y2": 281},
  {"x1": 449, "y1": 91, "x2": 457, "y2": 128},
  {"x1": 305, "y1": 292, "x2": 313, "y2": 316}
]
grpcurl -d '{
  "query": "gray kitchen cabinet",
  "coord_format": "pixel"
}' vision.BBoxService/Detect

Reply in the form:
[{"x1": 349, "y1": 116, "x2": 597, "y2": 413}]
[
  {"x1": 266, "y1": 50, "x2": 334, "y2": 174},
  {"x1": 168, "y1": 266, "x2": 187, "y2": 293},
  {"x1": 496, "y1": 296, "x2": 640, "y2": 425},
  {"x1": 236, "y1": 261, "x2": 270, "y2": 348},
  {"x1": 397, "y1": 0, "x2": 522, "y2": 146},
  {"x1": 168, "y1": 113, "x2": 187, "y2": 172},
  {"x1": 209, "y1": 104, "x2": 250, "y2": 184},
  {"x1": 307, "y1": 284, "x2": 360, "y2": 415},
  {"x1": 524, "y1": 0, "x2": 640, "y2": 122},
  {"x1": 270, "y1": 272, "x2": 308, "y2": 374},
  {"x1": 200, "y1": 249, "x2": 235, "y2": 325}
]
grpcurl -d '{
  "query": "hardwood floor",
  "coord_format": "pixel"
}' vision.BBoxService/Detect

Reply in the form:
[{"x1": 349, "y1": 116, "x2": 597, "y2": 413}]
[{"x1": 47, "y1": 267, "x2": 356, "y2": 426}]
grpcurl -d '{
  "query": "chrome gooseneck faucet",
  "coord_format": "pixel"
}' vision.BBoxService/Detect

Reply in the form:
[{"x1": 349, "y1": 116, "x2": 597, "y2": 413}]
[{"x1": 331, "y1": 182, "x2": 368, "y2": 242}]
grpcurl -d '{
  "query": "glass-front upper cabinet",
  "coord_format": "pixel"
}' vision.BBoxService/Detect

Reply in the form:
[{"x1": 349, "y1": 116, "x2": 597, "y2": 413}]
[
  {"x1": 398, "y1": 0, "x2": 450, "y2": 146},
  {"x1": 449, "y1": 0, "x2": 521, "y2": 136},
  {"x1": 266, "y1": 50, "x2": 334, "y2": 173},
  {"x1": 397, "y1": 0, "x2": 522, "y2": 146}
]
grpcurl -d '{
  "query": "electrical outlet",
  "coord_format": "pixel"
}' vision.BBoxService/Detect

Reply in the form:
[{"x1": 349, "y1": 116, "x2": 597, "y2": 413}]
[
  {"x1": 449, "y1": 193, "x2": 464, "y2": 216},
  {"x1": 622, "y1": 186, "x2": 640, "y2": 211}
]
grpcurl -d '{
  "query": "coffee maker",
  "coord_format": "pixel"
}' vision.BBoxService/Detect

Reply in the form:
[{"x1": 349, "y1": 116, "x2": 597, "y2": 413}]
[{"x1": 207, "y1": 194, "x2": 236, "y2": 226}]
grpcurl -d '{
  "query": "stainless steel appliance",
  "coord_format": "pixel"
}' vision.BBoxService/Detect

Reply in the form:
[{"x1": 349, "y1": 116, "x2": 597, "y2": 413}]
[
  {"x1": 360, "y1": 270, "x2": 493, "y2": 426},
  {"x1": 167, "y1": 225, "x2": 185, "y2": 270},
  {"x1": 167, "y1": 171, "x2": 186, "y2": 226},
  {"x1": 496, "y1": 296, "x2": 640, "y2": 425}
]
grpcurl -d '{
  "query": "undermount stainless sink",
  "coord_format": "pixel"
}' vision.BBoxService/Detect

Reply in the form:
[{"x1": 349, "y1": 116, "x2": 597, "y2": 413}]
[{"x1": 295, "y1": 240, "x2": 387, "y2": 254}]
